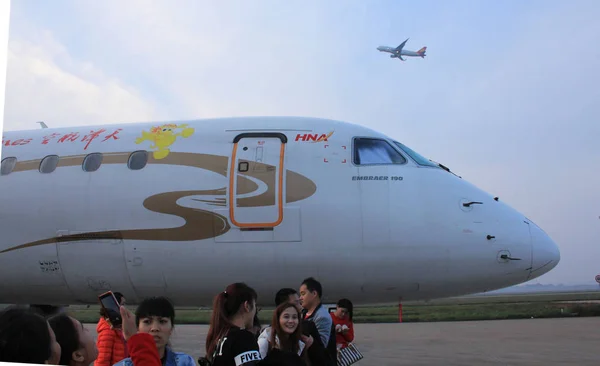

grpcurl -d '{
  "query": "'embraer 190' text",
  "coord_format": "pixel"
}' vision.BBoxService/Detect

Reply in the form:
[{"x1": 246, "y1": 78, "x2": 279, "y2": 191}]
[{"x1": 352, "y1": 176, "x2": 403, "y2": 181}]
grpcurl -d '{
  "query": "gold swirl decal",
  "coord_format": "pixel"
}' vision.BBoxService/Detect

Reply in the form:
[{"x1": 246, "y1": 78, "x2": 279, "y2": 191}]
[{"x1": 0, "y1": 151, "x2": 317, "y2": 253}]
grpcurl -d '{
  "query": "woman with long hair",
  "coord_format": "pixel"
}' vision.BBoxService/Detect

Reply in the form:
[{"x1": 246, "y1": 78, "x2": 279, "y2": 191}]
[
  {"x1": 203, "y1": 283, "x2": 261, "y2": 366},
  {"x1": 257, "y1": 302, "x2": 307, "y2": 365}
]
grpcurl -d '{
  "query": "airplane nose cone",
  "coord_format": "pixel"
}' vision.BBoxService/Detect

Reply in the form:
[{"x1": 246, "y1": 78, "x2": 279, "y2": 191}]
[{"x1": 529, "y1": 223, "x2": 560, "y2": 278}]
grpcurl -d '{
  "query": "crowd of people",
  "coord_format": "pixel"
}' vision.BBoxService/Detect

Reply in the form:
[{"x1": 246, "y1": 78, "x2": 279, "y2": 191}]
[{"x1": 0, "y1": 277, "x2": 356, "y2": 366}]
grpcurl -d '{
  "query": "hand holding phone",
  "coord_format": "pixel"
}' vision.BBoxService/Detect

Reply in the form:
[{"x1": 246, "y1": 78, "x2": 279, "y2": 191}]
[
  {"x1": 119, "y1": 305, "x2": 138, "y2": 341},
  {"x1": 98, "y1": 291, "x2": 123, "y2": 328}
]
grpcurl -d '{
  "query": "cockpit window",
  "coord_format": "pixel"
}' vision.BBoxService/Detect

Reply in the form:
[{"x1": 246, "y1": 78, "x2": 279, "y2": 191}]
[
  {"x1": 392, "y1": 141, "x2": 439, "y2": 168},
  {"x1": 353, "y1": 138, "x2": 407, "y2": 165}
]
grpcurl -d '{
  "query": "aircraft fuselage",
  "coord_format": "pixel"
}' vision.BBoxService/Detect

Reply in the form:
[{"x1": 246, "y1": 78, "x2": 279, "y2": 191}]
[{"x1": 0, "y1": 116, "x2": 560, "y2": 307}]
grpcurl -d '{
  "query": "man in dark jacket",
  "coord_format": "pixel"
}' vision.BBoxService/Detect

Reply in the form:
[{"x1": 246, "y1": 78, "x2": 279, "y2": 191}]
[
  {"x1": 274, "y1": 288, "x2": 333, "y2": 366},
  {"x1": 298, "y1": 278, "x2": 337, "y2": 366},
  {"x1": 304, "y1": 305, "x2": 337, "y2": 366}
]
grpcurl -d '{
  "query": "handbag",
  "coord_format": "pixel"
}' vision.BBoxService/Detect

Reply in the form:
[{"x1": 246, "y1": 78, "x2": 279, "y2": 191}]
[{"x1": 337, "y1": 343, "x2": 363, "y2": 366}]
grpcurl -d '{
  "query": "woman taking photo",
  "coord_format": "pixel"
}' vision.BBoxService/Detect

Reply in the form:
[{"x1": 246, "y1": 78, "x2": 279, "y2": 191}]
[{"x1": 114, "y1": 296, "x2": 195, "y2": 366}]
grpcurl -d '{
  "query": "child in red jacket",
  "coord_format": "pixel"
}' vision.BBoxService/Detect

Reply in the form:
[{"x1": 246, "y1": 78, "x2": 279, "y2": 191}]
[
  {"x1": 95, "y1": 292, "x2": 128, "y2": 366},
  {"x1": 329, "y1": 299, "x2": 354, "y2": 350}
]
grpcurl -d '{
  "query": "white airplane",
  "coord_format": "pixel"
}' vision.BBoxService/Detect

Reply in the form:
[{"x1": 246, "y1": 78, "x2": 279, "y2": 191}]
[
  {"x1": 0, "y1": 116, "x2": 560, "y2": 314},
  {"x1": 377, "y1": 38, "x2": 426, "y2": 61}
]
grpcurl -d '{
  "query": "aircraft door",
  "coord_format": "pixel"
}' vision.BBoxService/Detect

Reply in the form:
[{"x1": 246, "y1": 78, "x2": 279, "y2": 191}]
[
  {"x1": 228, "y1": 133, "x2": 287, "y2": 228},
  {"x1": 56, "y1": 232, "x2": 136, "y2": 303}
]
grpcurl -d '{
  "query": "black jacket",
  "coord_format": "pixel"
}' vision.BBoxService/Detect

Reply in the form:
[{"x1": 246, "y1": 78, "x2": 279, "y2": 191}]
[{"x1": 302, "y1": 305, "x2": 337, "y2": 366}]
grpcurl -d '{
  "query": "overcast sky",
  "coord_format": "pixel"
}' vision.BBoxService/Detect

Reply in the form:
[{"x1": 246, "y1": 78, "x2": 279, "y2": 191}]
[{"x1": 3, "y1": 0, "x2": 599, "y2": 285}]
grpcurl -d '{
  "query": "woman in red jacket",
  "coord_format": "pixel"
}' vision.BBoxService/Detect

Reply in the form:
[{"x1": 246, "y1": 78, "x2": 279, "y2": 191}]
[
  {"x1": 94, "y1": 292, "x2": 128, "y2": 366},
  {"x1": 329, "y1": 298, "x2": 354, "y2": 350}
]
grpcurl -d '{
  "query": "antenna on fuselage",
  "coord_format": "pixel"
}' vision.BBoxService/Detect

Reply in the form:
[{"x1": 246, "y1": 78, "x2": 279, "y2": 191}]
[{"x1": 37, "y1": 121, "x2": 48, "y2": 129}]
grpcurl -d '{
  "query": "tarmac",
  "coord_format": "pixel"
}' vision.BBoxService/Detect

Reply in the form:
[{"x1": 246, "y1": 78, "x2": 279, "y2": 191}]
[{"x1": 85, "y1": 317, "x2": 600, "y2": 365}]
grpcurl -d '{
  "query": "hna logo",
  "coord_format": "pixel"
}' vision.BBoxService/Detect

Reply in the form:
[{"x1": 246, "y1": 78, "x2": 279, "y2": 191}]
[{"x1": 295, "y1": 131, "x2": 334, "y2": 143}]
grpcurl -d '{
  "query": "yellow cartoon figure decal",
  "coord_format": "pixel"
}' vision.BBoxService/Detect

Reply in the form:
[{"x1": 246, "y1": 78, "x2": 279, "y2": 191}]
[{"x1": 135, "y1": 123, "x2": 195, "y2": 159}]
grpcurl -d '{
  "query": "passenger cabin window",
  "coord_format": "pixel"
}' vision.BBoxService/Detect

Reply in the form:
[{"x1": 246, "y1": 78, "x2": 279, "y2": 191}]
[
  {"x1": 83, "y1": 153, "x2": 103, "y2": 172},
  {"x1": 39, "y1": 155, "x2": 59, "y2": 173},
  {"x1": 392, "y1": 141, "x2": 439, "y2": 168},
  {"x1": 128, "y1": 150, "x2": 148, "y2": 170},
  {"x1": 353, "y1": 138, "x2": 407, "y2": 165},
  {"x1": 1, "y1": 157, "x2": 17, "y2": 176}
]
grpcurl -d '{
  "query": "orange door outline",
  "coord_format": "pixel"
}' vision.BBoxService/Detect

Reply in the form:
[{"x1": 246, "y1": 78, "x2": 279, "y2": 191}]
[{"x1": 228, "y1": 132, "x2": 287, "y2": 228}]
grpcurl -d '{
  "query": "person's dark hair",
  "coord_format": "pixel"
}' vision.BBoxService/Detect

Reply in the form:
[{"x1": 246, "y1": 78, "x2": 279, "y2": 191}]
[
  {"x1": 249, "y1": 312, "x2": 262, "y2": 342},
  {"x1": 0, "y1": 306, "x2": 53, "y2": 364},
  {"x1": 301, "y1": 277, "x2": 322, "y2": 299},
  {"x1": 336, "y1": 298, "x2": 353, "y2": 321},
  {"x1": 48, "y1": 313, "x2": 80, "y2": 366},
  {"x1": 274, "y1": 288, "x2": 298, "y2": 306},
  {"x1": 205, "y1": 283, "x2": 258, "y2": 359},
  {"x1": 253, "y1": 312, "x2": 261, "y2": 329},
  {"x1": 135, "y1": 296, "x2": 176, "y2": 326},
  {"x1": 99, "y1": 292, "x2": 125, "y2": 318}
]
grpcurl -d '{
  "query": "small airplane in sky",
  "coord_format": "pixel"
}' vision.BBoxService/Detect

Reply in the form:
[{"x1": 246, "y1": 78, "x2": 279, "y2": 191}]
[{"x1": 377, "y1": 38, "x2": 426, "y2": 61}]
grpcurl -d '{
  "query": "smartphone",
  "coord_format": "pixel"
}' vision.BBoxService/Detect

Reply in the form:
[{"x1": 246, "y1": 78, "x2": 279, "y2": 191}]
[{"x1": 98, "y1": 291, "x2": 122, "y2": 327}]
